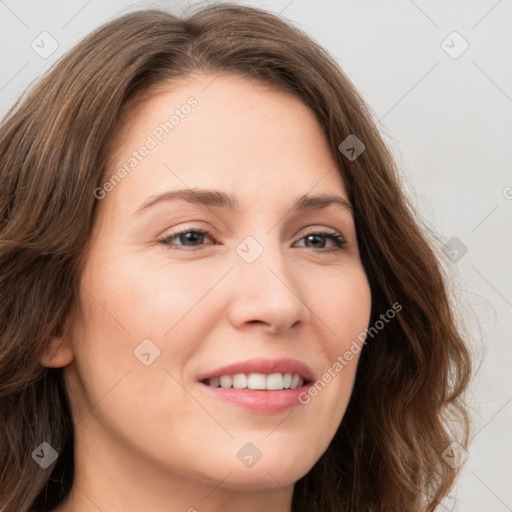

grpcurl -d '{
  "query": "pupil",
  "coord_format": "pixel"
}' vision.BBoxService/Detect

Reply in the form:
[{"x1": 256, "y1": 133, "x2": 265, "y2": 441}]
[
  {"x1": 307, "y1": 234, "x2": 324, "y2": 248},
  {"x1": 181, "y1": 232, "x2": 202, "y2": 246}
]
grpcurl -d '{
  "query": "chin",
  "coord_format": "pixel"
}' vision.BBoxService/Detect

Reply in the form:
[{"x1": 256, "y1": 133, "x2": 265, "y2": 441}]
[
  {"x1": 203, "y1": 453, "x2": 312, "y2": 491},
  {"x1": 212, "y1": 467, "x2": 300, "y2": 491}
]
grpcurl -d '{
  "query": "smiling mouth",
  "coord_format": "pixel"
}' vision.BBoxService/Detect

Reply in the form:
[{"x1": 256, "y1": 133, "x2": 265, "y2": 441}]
[{"x1": 199, "y1": 372, "x2": 309, "y2": 390}]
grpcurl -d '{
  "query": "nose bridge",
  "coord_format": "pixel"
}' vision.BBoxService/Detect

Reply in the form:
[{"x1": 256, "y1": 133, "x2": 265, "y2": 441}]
[{"x1": 227, "y1": 232, "x2": 310, "y2": 331}]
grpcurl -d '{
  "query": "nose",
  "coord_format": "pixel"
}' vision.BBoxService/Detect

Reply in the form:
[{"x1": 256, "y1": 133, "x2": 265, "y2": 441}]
[{"x1": 225, "y1": 241, "x2": 311, "y2": 334}]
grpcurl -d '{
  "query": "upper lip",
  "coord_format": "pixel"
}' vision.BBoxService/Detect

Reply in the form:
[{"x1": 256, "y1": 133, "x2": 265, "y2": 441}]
[{"x1": 197, "y1": 357, "x2": 315, "y2": 383}]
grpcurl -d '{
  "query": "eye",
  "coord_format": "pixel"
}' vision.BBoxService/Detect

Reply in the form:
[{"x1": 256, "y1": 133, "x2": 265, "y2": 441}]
[
  {"x1": 157, "y1": 227, "x2": 216, "y2": 250},
  {"x1": 294, "y1": 229, "x2": 347, "y2": 253},
  {"x1": 157, "y1": 226, "x2": 347, "y2": 253}
]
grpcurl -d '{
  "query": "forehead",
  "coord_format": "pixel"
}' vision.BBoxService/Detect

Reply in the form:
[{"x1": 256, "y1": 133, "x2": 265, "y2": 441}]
[{"x1": 104, "y1": 73, "x2": 348, "y2": 210}]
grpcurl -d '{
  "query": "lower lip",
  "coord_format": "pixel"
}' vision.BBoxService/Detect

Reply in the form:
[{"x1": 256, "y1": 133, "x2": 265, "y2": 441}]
[{"x1": 198, "y1": 382, "x2": 310, "y2": 414}]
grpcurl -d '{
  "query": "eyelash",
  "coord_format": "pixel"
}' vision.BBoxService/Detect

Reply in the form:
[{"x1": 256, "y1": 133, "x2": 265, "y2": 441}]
[{"x1": 157, "y1": 225, "x2": 347, "y2": 254}]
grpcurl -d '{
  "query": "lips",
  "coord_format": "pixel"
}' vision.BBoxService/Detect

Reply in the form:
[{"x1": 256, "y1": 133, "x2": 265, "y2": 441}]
[{"x1": 196, "y1": 357, "x2": 315, "y2": 383}]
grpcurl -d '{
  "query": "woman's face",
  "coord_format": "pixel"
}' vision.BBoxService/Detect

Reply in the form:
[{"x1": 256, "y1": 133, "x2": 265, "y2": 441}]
[{"x1": 58, "y1": 74, "x2": 371, "y2": 497}]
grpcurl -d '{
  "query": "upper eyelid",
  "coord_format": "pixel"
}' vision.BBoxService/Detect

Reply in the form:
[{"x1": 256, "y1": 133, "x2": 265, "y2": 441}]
[{"x1": 160, "y1": 224, "x2": 344, "y2": 236}]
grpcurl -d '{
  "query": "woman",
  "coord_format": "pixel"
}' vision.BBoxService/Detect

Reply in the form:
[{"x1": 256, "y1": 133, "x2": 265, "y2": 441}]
[{"x1": 0, "y1": 4, "x2": 471, "y2": 511}]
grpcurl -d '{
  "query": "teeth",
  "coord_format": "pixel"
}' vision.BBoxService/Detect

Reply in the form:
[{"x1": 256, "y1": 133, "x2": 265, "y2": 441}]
[
  {"x1": 266, "y1": 373, "x2": 284, "y2": 390},
  {"x1": 204, "y1": 372, "x2": 304, "y2": 390},
  {"x1": 219, "y1": 375, "x2": 232, "y2": 388},
  {"x1": 248, "y1": 373, "x2": 266, "y2": 390},
  {"x1": 232, "y1": 373, "x2": 248, "y2": 389},
  {"x1": 209, "y1": 376, "x2": 220, "y2": 388}
]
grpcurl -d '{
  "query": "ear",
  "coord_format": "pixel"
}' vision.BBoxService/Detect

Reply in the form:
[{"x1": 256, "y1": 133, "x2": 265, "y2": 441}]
[{"x1": 40, "y1": 337, "x2": 74, "y2": 368}]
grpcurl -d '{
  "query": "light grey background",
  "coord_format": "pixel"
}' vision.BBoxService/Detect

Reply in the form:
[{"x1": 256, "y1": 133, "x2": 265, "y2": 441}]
[{"x1": 1, "y1": 0, "x2": 511, "y2": 510}]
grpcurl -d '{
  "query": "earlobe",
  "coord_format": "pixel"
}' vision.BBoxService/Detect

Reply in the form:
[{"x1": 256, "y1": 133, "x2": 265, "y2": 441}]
[{"x1": 40, "y1": 337, "x2": 74, "y2": 368}]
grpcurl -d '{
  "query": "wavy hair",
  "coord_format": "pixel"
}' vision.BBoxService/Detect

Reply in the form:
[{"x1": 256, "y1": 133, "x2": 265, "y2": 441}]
[{"x1": 0, "y1": 4, "x2": 471, "y2": 511}]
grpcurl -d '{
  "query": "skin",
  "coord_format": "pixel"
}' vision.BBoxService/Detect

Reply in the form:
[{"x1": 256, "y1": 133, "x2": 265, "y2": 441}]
[{"x1": 42, "y1": 73, "x2": 372, "y2": 512}]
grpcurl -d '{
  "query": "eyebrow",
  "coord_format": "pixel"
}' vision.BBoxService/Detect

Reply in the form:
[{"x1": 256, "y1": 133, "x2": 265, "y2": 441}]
[{"x1": 135, "y1": 188, "x2": 354, "y2": 215}]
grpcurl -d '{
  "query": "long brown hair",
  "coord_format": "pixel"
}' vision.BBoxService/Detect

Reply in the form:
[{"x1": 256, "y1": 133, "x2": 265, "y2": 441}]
[{"x1": 0, "y1": 4, "x2": 471, "y2": 511}]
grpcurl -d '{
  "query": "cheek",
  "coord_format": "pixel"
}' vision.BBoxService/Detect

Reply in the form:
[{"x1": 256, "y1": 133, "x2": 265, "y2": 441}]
[
  {"x1": 70, "y1": 252, "x2": 227, "y2": 413},
  {"x1": 299, "y1": 267, "x2": 371, "y2": 429},
  {"x1": 79, "y1": 248, "x2": 223, "y2": 341},
  {"x1": 68, "y1": 256, "x2": 224, "y2": 462},
  {"x1": 319, "y1": 266, "x2": 372, "y2": 347}
]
